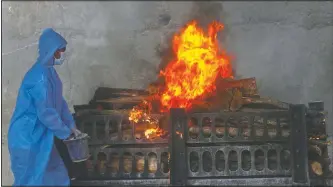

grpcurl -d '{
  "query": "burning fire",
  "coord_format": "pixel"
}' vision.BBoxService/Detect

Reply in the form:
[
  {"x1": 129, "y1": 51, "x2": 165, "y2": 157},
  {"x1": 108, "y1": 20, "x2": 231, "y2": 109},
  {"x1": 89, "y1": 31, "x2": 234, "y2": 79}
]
[
  {"x1": 129, "y1": 20, "x2": 233, "y2": 139},
  {"x1": 145, "y1": 128, "x2": 164, "y2": 139},
  {"x1": 159, "y1": 20, "x2": 233, "y2": 111},
  {"x1": 176, "y1": 131, "x2": 183, "y2": 139},
  {"x1": 128, "y1": 101, "x2": 156, "y2": 124}
]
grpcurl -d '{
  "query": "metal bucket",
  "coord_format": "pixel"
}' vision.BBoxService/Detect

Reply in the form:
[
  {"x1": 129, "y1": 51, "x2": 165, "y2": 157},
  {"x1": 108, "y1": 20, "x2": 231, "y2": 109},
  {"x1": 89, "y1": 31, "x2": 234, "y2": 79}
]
[{"x1": 63, "y1": 133, "x2": 90, "y2": 162}]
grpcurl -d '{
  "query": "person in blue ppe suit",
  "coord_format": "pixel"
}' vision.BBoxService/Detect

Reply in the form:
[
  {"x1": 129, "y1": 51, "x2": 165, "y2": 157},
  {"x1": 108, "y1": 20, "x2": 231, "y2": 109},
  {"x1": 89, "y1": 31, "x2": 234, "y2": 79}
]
[{"x1": 8, "y1": 28, "x2": 81, "y2": 186}]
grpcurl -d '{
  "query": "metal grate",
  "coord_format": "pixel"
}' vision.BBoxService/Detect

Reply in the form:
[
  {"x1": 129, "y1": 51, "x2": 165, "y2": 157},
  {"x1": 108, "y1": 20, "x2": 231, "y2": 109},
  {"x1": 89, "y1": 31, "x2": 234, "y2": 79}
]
[
  {"x1": 71, "y1": 105, "x2": 318, "y2": 186},
  {"x1": 85, "y1": 146, "x2": 169, "y2": 179},
  {"x1": 187, "y1": 144, "x2": 291, "y2": 177},
  {"x1": 76, "y1": 112, "x2": 167, "y2": 145},
  {"x1": 186, "y1": 111, "x2": 291, "y2": 143}
]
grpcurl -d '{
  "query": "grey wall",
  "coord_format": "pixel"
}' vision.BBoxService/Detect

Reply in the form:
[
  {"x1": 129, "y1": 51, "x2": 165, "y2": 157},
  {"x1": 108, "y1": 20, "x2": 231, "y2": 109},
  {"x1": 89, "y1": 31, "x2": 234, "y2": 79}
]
[{"x1": 2, "y1": 1, "x2": 333, "y2": 185}]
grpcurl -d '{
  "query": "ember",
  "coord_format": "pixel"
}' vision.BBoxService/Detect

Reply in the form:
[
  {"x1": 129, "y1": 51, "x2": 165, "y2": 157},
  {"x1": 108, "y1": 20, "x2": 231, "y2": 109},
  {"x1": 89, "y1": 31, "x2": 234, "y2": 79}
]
[
  {"x1": 129, "y1": 100, "x2": 157, "y2": 123},
  {"x1": 144, "y1": 127, "x2": 164, "y2": 139},
  {"x1": 176, "y1": 131, "x2": 183, "y2": 139},
  {"x1": 129, "y1": 20, "x2": 233, "y2": 139}
]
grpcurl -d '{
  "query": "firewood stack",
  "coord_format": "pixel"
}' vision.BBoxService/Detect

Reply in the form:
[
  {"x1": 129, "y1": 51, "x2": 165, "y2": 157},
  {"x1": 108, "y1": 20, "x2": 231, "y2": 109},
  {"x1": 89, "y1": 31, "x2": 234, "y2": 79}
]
[
  {"x1": 73, "y1": 77, "x2": 331, "y2": 178},
  {"x1": 306, "y1": 101, "x2": 331, "y2": 178}
]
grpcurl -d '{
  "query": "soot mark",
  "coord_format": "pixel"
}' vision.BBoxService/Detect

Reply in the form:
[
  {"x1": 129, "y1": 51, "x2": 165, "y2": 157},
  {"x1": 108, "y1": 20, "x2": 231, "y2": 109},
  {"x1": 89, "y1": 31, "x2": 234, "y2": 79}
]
[{"x1": 158, "y1": 14, "x2": 171, "y2": 26}]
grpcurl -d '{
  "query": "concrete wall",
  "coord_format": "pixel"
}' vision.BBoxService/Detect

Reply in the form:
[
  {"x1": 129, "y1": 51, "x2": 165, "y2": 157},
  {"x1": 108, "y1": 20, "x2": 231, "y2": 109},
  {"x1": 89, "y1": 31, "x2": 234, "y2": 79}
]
[{"x1": 2, "y1": 1, "x2": 332, "y2": 185}]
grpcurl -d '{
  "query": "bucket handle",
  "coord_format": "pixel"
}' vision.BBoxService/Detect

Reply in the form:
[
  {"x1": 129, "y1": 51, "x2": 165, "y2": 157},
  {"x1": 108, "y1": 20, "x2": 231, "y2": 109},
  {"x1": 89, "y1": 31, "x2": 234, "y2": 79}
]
[
  {"x1": 64, "y1": 133, "x2": 91, "y2": 141},
  {"x1": 75, "y1": 133, "x2": 90, "y2": 139}
]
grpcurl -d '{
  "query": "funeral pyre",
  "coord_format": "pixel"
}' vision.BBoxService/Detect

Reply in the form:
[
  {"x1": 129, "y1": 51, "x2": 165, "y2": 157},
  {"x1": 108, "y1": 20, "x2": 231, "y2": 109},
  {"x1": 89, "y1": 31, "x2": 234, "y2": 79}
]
[
  {"x1": 72, "y1": 20, "x2": 331, "y2": 182},
  {"x1": 129, "y1": 20, "x2": 234, "y2": 139}
]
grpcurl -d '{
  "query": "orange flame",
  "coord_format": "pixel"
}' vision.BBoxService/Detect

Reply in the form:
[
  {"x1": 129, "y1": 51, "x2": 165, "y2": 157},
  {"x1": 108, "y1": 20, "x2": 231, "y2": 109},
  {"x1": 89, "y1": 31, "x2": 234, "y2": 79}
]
[
  {"x1": 144, "y1": 127, "x2": 164, "y2": 139},
  {"x1": 176, "y1": 131, "x2": 183, "y2": 139},
  {"x1": 128, "y1": 107, "x2": 142, "y2": 123},
  {"x1": 129, "y1": 20, "x2": 233, "y2": 139},
  {"x1": 159, "y1": 20, "x2": 232, "y2": 112},
  {"x1": 129, "y1": 100, "x2": 158, "y2": 125}
]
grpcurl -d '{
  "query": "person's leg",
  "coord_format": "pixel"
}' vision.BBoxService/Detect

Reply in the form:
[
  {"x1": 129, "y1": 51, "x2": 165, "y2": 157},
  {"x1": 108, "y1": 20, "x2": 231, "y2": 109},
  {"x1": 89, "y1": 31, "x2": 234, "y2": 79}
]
[
  {"x1": 54, "y1": 137, "x2": 87, "y2": 180},
  {"x1": 43, "y1": 143, "x2": 70, "y2": 185},
  {"x1": 54, "y1": 137, "x2": 74, "y2": 178}
]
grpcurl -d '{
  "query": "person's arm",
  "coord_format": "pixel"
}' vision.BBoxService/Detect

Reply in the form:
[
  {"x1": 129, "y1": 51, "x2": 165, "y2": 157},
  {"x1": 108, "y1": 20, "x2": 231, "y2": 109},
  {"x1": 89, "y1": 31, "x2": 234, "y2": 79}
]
[
  {"x1": 61, "y1": 97, "x2": 76, "y2": 130},
  {"x1": 29, "y1": 79, "x2": 72, "y2": 140}
]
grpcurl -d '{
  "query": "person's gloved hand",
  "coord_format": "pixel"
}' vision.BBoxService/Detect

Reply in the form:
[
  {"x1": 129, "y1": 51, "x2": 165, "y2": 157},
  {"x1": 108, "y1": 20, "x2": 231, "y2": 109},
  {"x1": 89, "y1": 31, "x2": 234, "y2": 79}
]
[
  {"x1": 72, "y1": 128, "x2": 82, "y2": 137},
  {"x1": 66, "y1": 128, "x2": 82, "y2": 140}
]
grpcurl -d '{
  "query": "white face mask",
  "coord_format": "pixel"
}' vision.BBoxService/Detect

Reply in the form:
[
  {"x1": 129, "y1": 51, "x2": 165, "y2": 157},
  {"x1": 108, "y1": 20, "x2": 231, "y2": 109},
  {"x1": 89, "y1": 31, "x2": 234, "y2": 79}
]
[{"x1": 54, "y1": 52, "x2": 65, "y2": 65}]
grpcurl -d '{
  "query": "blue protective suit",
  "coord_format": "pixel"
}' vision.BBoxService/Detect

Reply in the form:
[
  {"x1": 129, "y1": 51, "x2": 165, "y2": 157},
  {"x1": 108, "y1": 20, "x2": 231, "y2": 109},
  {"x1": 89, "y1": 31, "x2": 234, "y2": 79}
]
[{"x1": 8, "y1": 28, "x2": 76, "y2": 186}]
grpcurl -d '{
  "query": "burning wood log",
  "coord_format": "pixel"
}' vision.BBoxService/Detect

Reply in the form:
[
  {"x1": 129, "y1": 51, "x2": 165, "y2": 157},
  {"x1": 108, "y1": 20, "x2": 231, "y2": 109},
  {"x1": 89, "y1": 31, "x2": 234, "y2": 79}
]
[
  {"x1": 91, "y1": 87, "x2": 149, "y2": 102},
  {"x1": 86, "y1": 109, "x2": 294, "y2": 141},
  {"x1": 229, "y1": 89, "x2": 244, "y2": 111},
  {"x1": 123, "y1": 153, "x2": 133, "y2": 173},
  {"x1": 122, "y1": 129, "x2": 133, "y2": 141},
  {"x1": 108, "y1": 125, "x2": 169, "y2": 141},
  {"x1": 134, "y1": 133, "x2": 143, "y2": 140},
  {"x1": 213, "y1": 77, "x2": 260, "y2": 111},
  {"x1": 190, "y1": 89, "x2": 235, "y2": 112},
  {"x1": 75, "y1": 109, "x2": 132, "y2": 118},
  {"x1": 189, "y1": 78, "x2": 290, "y2": 112},
  {"x1": 95, "y1": 96, "x2": 146, "y2": 104},
  {"x1": 202, "y1": 126, "x2": 212, "y2": 137},
  {"x1": 310, "y1": 161, "x2": 323, "y2": 176},
  {"x1": 135, "y1": 153, "x2": 145, "y2": 173},
  {"x1": 107, "y1": 153, "x2": 119, "y2": 174},
  {"x1": 308, "y1": 144, "x2": 331, "y2": 177},
  {"x1": 187, "y1": 119, "x2": 291, "y2": 139},
  {"x1": 82, "y1": 77, "x2": 291, "y2": 116},
  {"x1": 216, "y1": 127, "x2": 225, "y2": 138},
  {"x1": 189, "y1": 126, "x2": 200, "y2": 139},
  {"x1": 96, "y1": 152, "x2": 107, "y2": 175},
  {"x1": 85, "y1": 156, "x2": 95, "y2": 177},
  {"x1": 148, "y1": 153, "x2": 158, "y2": 173},
  {"x1": 241, "y1": 96, "x2": 290, "y2": 110},
  {"x1": 74, "y1": 87, "x2": 151, "y2": 112},
  {"x1": 216, "y1": 77, "x2": 259, "y2": 97},
  {"x1": 147, "y1": 82, "x2": 160, "y2": 95}
]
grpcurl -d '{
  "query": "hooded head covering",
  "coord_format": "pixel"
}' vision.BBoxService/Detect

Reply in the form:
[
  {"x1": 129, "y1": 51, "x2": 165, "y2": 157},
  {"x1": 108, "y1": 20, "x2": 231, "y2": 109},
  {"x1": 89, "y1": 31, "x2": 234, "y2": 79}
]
[{"x1": 37, "y1": 28, "x2": 67, "y2": 66}]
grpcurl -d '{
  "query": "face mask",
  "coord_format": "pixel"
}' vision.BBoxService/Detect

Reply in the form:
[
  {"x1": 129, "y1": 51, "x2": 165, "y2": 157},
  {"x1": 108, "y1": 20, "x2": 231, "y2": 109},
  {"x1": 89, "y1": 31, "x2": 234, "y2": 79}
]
[{"x1": 54, "y1": 52, "x2": 65, "y2": 65}]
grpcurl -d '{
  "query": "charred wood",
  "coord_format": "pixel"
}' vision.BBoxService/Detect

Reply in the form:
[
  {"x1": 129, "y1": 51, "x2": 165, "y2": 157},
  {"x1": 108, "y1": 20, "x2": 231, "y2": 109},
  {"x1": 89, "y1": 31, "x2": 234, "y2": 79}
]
[{"x1": 91, "y1": 87, "x2": 149, "y2": 101}]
